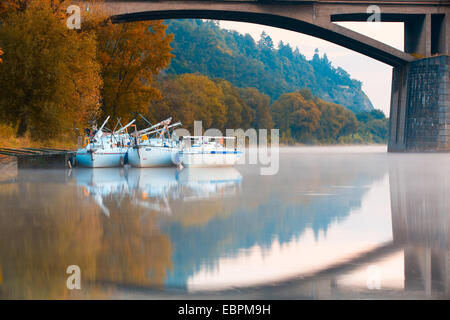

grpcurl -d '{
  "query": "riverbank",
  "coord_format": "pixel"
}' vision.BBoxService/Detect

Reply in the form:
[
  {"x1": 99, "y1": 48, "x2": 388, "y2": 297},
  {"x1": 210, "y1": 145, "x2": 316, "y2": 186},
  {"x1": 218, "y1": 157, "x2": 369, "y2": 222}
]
[
  {"x1": 0, "y1": 123, "x2": 386, "y2": 151},
  {"x1": 0, "y1": 125, "x2": 77, "y2": 150}
]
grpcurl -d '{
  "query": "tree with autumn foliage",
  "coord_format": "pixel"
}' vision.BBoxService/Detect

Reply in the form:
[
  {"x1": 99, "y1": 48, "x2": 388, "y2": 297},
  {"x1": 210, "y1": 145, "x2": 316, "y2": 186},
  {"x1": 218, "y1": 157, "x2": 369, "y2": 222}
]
[
  {"x1": 239, "y1": 87, "x2": 273, "y2": 130},
  {"x1": 214, "y1": 78, "x2": 254, "y2": 130},
  {"x1": 0, "y1": 0, "x2": 102, "y2": 140},
  {"x1": 149, "y1": 74, "x2": 227, "y2": 132},
  {"x1": 271, "y1": 91, "x2": 321, "y2": 143},
  {"x1": 0, "y1": 0, "x2": 174, "y2": 142},
  {"x1": 314, "y1": 97, "x2": 358, "y2": 143},
  {"x1": 95, "y1": 19, "x2": 174, "y2": 123}
]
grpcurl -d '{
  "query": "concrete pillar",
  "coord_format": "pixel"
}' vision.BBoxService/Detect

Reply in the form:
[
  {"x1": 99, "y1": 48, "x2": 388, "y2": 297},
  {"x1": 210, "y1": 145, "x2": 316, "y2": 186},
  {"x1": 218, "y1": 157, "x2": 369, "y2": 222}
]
[
  {"x1": 424, "y1": 14, "x2": 432, "y2": 57},
  {"x1": 388, "y1": 65, "x2": 409, "y2": 152},
  {"x1": 404, "y1": 14, "x2": 432, "y2": 57},
  {"x1": 404, "y1": 56, "x2": 450, "y2": 152},
  {"x1": 432, "y1": 14, "x2": 448, "y2": 55},
  {"x1": 389, "y1": 56, "x2": 450, "y2": 152},
  {"x1": 446, "y1": 14, "x2": 450, "y2": 54}
]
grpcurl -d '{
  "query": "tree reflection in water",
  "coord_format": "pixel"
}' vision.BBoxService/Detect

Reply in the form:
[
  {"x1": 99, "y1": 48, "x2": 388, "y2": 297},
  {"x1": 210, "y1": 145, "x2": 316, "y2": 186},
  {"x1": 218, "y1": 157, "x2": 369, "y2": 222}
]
[
  {"x1": 0, "y1": 169, "x2": 172, "y2": 298},
  {"x1": 0, "y1": 165, "x2": 243, "y2": 299}
]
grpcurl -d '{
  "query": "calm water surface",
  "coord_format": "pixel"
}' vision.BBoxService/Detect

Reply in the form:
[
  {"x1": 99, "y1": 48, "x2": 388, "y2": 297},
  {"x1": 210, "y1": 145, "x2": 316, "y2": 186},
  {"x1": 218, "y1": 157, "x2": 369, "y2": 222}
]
[{"x1": 0, "y1": 146, "x2": 449, "y2": 299}]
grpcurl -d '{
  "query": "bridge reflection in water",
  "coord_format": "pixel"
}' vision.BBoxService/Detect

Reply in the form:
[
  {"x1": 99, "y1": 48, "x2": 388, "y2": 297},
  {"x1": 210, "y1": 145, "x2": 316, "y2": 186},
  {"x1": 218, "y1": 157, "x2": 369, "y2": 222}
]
[
  {"x1": 0, "y1": 148, "x2": 449, "y2": 299},
  {"x1": 390, "y1": 154, "x2": 450, "y2": 298}
]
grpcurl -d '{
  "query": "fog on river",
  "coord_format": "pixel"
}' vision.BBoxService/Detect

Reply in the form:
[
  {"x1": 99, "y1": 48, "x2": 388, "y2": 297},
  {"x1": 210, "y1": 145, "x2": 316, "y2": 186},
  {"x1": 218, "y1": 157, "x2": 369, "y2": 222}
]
[{"x1": 0, "y1": 146, "x2": 449, "y2": 299}]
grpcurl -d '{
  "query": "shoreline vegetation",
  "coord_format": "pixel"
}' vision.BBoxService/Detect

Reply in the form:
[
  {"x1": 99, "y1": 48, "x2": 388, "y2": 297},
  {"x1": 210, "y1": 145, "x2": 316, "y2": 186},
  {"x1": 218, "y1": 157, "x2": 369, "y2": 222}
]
[
  {"x1": 0, "y1": 1, "x2": 388, "y2": 150},
  {"x1": 0, "y1": 124, "x2": 77, "y2": 149},
  {"x1": 165, "y1": 20, "x2": 374, "y2": 113}
]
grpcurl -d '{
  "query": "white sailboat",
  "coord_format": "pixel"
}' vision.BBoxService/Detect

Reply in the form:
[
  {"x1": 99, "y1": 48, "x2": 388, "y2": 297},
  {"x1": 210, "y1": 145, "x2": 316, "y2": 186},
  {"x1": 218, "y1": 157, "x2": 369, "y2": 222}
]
[
  {"x1": 75, "y1": 117, "x2": 135, "y2": 168},
  {"x1": 178, "y1": 136, "x2": 243, "y2": 168},
  {"x1": 127, "y1": 118, "x2": 182, "y2": 168}
]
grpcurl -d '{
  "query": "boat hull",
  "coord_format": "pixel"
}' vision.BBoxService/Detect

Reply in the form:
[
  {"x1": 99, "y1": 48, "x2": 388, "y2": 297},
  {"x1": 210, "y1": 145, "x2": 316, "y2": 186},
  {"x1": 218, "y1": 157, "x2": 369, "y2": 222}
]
[
  {"x1": 180, "y1": 151, "x2": 242, "y2": 168},
  {"x1": 76, "y1": 150, "x2": 126, "y2": 168},
  {"x1": 127, "y1": 146, "x2": 179, "y2": 167}
]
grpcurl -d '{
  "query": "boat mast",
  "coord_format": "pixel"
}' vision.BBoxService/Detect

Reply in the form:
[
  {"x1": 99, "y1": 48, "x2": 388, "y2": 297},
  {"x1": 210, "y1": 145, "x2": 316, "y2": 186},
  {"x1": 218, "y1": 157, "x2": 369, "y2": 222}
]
[
  {"x1": 142, "y1": 122, "x2": 182, "y2": 137},
  {"x1": 114, "y1": 119, "x2": 136, "y2": 135},
  {"x1": 93, "y1": 116, "x2": 110, "y2": 139},
  {"x1": 136, "y1": 117, "x2": 172, "y2": 136}
]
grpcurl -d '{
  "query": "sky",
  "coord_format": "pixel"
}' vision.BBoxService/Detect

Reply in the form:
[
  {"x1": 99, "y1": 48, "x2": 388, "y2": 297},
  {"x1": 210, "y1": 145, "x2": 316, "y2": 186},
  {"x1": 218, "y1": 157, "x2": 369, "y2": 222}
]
[{"x1": 218, "y1": 21, "x2": 404, "y2": 116}]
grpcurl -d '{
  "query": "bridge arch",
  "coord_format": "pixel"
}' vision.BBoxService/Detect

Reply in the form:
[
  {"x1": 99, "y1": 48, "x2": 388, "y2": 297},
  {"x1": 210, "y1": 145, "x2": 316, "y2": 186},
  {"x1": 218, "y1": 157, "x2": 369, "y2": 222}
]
[{"x1": 109, "y1": 8, "x2": 412, "y2": 67}]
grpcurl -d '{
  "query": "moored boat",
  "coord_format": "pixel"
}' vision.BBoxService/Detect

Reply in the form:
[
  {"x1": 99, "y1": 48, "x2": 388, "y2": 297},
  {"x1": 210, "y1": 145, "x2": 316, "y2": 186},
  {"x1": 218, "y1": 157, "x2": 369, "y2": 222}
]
[
  {"x1": 127, "y1": 118, "x2": 182, "y2": 168},
  {"x1": 76, "y1": 117, "x2": 135, "y2": 168},
  {"x1": 179, "y1": 136, "x2": 242, "y2": 168},
  {"x1": 75, "y1": 146, "x2": 128, "y2": 168}
]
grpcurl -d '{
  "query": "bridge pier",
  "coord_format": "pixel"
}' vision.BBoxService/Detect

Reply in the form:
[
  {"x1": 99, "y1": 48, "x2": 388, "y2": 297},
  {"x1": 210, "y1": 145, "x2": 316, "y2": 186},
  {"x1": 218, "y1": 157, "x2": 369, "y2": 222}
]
[{"x1": 388, "y1": 55, "x2": 450, "y2": 152}]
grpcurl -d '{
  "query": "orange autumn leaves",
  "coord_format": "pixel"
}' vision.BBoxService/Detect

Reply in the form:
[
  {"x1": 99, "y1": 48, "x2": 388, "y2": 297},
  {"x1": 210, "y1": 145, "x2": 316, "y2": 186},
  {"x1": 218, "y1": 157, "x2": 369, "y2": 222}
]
[
  {"x1": 0, "y1": 1, "x2": 101, "y2": 139},
  {"x1": 97, "y1": 20, "x2": 174, "y2": 123},
  {"x1": 0, "y1": 0, "x2": 173, "y2": 141},
  {"x1": 147, "y1": 74, "x2": 272, "y2": 134},
  {"x1": 271, "y1": 89, "x2": 358, "y2": 143}
]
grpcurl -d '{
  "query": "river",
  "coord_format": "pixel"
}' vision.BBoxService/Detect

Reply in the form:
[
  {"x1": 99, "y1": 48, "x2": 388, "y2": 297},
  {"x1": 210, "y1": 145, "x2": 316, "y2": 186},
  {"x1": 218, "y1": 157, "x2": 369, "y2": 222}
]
[{"x1": 0, "y1": 146, "x2": 449, "y2": 299}]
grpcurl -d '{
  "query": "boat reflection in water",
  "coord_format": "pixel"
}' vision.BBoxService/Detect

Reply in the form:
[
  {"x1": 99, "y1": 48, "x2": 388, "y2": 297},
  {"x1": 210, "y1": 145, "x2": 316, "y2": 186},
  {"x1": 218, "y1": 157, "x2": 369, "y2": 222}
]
[
  {"x1": 73, "y1": 166, "x2": 243, "y2": 217},
  {"x1": 75, "y1": 168, "x2": 130, "y2": 217},
  {"x1": 176, "y1": 168, "x2": 242, "y2": 202}
]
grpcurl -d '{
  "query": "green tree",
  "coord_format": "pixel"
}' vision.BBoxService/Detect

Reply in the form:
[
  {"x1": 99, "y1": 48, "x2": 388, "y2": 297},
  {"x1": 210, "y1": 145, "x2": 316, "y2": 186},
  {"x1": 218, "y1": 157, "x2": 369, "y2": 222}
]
[
  {"x1": 257, "y1": 31, "x2": 274, "y2": 50},
  {"x1": 315, "y1": 98, "x2": 358, "y2": 143},
  {"x1": 164, "y1": 20, "x2": 373, "y2": 112},
  {"x1": 355, "y1": 110, "x2": 389, "y2": 143},
  {"x1": 364, "y1": 119, "x2": 388, "y2": 143}
]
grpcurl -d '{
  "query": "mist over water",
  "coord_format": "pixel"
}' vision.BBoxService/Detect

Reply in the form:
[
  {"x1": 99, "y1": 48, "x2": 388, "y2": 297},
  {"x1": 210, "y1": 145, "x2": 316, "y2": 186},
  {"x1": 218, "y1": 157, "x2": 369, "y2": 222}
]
[{"x1": 0, "y1": 146, "x2": 449, "y2": 299}]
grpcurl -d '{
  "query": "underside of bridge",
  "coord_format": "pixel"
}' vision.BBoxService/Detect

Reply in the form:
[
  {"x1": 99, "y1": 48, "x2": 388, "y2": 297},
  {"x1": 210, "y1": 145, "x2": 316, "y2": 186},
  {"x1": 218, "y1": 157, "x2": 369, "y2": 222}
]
[{"x1": 95, "y1": 0, "x2": 450, "y2": 152}]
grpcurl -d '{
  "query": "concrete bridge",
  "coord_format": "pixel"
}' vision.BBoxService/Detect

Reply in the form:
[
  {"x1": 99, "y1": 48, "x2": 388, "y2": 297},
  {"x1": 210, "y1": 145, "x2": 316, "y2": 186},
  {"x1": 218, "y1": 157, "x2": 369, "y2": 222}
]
[{"x1": 93, "y1": 0, "x2": 450, "y2": 152}]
